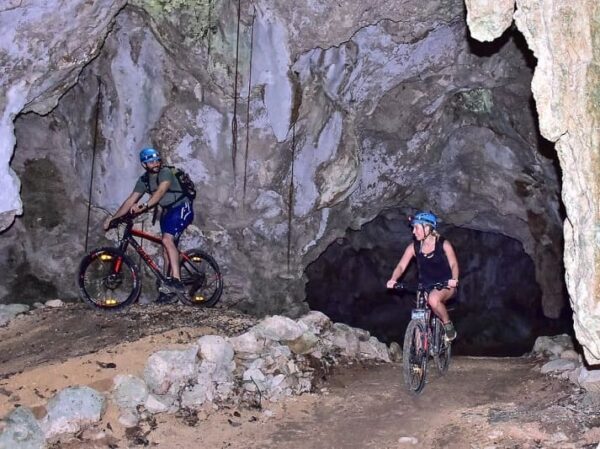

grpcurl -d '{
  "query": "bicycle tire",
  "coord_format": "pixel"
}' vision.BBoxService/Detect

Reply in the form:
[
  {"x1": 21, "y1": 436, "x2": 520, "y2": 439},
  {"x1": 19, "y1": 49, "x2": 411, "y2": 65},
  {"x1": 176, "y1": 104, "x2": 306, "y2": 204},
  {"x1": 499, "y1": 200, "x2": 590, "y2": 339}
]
[
  {"x1": 433, "y1": 318, "x2": 451, "y2": 374},
  {"x1": 78, "y1": 247, "x2": 141, "y2": 311},
  {"x1": 403, "y1": 320, "x2": 428, "y2": 394},
  {"x1": 179, "y1": 248, "x2": 223, "y2": 307}
]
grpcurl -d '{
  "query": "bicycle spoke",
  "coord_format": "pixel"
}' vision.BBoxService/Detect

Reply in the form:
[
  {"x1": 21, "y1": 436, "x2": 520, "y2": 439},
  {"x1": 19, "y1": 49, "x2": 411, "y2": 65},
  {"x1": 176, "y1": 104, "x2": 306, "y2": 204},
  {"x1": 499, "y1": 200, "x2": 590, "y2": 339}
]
[
  {"x1": 78, "y1": 248, "x2": 140, "y2": 311},
  {"x1": 179, "y1": 249, "x2": 223, "y2": 307}
]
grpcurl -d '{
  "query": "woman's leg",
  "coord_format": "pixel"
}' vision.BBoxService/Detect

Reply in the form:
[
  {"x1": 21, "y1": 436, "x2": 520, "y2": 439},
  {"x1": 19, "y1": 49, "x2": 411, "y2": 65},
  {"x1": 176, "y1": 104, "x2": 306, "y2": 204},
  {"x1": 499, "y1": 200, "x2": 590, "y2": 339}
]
[{"x1": 427, "y1": 288, "x2": 456, "y2": 324}]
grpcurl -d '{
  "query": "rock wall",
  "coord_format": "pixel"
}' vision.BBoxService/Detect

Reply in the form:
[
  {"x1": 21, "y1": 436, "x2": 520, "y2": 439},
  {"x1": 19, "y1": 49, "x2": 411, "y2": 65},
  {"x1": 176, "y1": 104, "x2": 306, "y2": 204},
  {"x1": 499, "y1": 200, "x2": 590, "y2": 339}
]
[
  {"x1": 465, "y1": 0, "x2": 600, "y2": 363},
  {"x1": 0, "y1": 0, "x2": 127, "y2": 229},
  {"x1": 0, "y1": 1, "x2": 568, "y2": 340}
]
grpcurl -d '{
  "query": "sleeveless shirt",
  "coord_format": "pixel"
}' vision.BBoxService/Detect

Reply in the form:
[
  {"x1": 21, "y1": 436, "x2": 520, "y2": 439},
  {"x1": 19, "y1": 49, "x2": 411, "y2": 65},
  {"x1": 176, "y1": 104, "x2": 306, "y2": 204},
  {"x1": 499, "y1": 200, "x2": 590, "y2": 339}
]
[{"x1": 414, "y1": 237, "x2": 452, "y2": 288}]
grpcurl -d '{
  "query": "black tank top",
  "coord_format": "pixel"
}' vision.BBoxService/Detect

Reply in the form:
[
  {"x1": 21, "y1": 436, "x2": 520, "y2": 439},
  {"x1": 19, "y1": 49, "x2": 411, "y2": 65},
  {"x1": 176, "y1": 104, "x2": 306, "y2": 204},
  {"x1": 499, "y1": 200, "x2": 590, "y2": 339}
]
[{"x1": 414, "y1": 237, "x2": 452, "y2": 288}]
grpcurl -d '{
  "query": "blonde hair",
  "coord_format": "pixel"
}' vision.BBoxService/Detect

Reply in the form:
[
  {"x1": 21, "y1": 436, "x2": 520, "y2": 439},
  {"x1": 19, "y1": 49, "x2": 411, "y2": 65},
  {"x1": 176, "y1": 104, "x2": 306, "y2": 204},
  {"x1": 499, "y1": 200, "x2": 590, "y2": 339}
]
[{"x1": 423, "y1": 224, "x2": 440, "y2": 239}]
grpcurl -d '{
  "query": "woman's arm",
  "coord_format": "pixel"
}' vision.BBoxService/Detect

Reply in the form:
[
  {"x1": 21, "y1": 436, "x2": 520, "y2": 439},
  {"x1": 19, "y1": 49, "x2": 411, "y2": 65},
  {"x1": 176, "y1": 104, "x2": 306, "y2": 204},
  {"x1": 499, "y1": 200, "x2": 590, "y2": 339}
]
[
  {"x1": 386, "y1": 243, "x2": 415, "y2": 288},
  {"x1": 443, "y1": 240, "x2": 459, "y2": 287}
]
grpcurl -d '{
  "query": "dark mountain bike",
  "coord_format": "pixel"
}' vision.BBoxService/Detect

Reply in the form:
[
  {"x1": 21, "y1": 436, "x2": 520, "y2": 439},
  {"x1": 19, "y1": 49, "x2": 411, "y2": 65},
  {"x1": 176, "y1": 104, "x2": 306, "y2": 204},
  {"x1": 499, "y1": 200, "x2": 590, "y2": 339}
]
[
  {"x1": 395, "y1": 282, "x2": 452, "y2": 394},
  {"x1": 78, "y1": 212, "x2": 223, "y2": 311}
]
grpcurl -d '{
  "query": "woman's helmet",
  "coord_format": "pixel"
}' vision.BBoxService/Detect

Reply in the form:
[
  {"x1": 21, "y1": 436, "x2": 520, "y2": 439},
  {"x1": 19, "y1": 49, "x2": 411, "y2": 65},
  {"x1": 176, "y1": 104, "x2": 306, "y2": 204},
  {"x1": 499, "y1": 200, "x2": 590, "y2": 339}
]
[
  {"x1": 411, "y1": 211, "x2": 437, "y2": 229},
  {"x1": 139, "y1": 148, "x2": 161, "y2": 164}
]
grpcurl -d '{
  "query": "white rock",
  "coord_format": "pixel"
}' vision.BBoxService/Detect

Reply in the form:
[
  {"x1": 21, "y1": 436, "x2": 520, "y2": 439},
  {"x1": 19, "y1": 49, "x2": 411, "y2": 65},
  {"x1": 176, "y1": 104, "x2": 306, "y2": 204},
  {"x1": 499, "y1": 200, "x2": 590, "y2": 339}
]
[
  {"x1": 577, "y1": 366, "x2": 600, "y2": 392},
  {"x1": 540, "y1": 358, "x2": 577, "y2": 374},
  {"x1": 144, "y1": 394, "x2": 171, "y2": 414},
  {"x1": 297, "y1": 311, "x2": 332, "y2": 335},
  {"x1": 40, "y1": 386, "x2": 105, "y2": 438},
  {"x1": 253, "y1": 315, "x2": 308, "y2": 341},
  {"x1": 0, "y1": 406, "x2": 45, "y2": 449},
  {"x1": 398, "y1": 436, "x2": 418, "y2": 445},
  {"x1": 143, "y1": 347, "x2": 198, "y2": 395}
]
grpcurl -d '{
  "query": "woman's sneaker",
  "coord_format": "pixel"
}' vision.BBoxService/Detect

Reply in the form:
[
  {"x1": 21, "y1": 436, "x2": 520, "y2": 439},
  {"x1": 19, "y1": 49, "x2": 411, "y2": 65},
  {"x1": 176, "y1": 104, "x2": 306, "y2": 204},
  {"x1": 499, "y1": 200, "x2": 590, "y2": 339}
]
[{"x1": 444, "y1": 322, "x2": 457, "y2": 341}]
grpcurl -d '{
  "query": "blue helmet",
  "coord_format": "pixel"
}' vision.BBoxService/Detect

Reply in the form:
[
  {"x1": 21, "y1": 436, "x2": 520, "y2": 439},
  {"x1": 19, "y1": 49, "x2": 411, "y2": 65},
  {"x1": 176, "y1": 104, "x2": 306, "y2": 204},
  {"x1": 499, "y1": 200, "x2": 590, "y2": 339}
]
[
  {"x1": 411, "y1": 211, "x2": 437, "y2": 229},
  {"x1": 139, "y1": 148, "x2": 161, "y2": 164}
]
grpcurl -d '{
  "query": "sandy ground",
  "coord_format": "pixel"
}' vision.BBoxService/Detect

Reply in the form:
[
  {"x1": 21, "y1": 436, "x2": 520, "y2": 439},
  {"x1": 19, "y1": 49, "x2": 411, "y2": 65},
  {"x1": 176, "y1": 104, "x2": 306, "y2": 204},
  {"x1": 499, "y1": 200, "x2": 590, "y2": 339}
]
[{"x1": 1, "y1": 304, "x2": 599, "y2": 449}]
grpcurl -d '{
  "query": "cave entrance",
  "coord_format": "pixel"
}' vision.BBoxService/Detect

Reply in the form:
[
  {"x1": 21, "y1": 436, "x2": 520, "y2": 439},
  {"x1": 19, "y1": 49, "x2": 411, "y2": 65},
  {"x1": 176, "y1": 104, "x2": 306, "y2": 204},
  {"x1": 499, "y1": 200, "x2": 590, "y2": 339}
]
[{"x1": 305, "y1": 208, "x2": 573, "y2": 357}]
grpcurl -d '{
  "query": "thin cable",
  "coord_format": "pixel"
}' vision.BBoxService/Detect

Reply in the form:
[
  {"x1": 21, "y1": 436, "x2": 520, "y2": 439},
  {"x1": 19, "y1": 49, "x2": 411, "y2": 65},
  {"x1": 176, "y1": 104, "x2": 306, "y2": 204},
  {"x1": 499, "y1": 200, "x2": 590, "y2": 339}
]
[
  {"x1": 287, "y1": 124, "x2": 296, "y2": 275},
  {"x1": 85, "y1": 77, "x2": 103, "y2": 252},
  {"x1": 243, "y1": 6, "x2": 256, "y2": 206},
  {"x1": 231, "y1": 0, "x2": 242, "y2": 182}
]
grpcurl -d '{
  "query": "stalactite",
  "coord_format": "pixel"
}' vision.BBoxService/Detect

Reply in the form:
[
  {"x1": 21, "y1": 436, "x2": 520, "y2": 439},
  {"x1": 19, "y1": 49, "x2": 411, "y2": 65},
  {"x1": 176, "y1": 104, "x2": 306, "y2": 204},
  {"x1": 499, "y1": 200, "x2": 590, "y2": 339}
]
[{"x1": 243, "y1": 6, "x2": 256, "y2": 206}]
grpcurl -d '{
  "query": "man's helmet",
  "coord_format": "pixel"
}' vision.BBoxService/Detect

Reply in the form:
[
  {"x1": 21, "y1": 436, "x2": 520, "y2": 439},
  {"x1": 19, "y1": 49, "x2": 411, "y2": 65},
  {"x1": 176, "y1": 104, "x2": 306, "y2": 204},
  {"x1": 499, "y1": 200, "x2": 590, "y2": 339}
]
[
  {"x1": 139, "y1": 148, "x2": 161, "y2": 164},
  {"x1": 411, "y1": 211, "x2": 437, "y2": 229}
]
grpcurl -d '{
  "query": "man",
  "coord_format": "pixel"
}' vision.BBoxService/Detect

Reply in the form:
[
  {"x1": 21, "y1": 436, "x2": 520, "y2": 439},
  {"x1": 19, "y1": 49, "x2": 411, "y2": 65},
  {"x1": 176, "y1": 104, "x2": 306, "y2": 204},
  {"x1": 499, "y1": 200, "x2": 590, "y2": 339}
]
[
  {"x1": 103, "y1": 148, "x2": 194, "y2": 300},
  {"x1": 386, "y1": 211, "x2": 459, "y2": 340}
]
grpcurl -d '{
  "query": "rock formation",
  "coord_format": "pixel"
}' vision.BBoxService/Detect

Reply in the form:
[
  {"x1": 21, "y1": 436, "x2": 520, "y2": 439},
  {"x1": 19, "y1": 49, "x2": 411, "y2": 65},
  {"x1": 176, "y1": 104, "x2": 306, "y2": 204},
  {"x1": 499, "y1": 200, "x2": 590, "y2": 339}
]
[{"x1": 465, "y1": 0, "x2": 600, "y2": 363}]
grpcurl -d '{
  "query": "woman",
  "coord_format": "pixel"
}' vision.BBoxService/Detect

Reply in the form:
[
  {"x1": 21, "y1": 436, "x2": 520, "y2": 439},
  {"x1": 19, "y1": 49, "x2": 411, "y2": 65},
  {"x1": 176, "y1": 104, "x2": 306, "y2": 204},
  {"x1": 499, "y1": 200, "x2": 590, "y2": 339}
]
[{"x1": 386, "y1": 211, "x2": 459, "y2": 340}]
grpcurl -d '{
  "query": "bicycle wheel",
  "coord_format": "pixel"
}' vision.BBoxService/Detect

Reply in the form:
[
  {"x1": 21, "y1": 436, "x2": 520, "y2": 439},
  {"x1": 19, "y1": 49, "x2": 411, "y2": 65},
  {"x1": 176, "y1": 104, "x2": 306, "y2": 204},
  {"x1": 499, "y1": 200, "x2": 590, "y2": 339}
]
[
  {"x1": 403, "y1": 320, "x2": 428, "y2": 394},
  {"x1": 78, "y1": 247, "x2": 141, "y2": 311},
  {"x1": 179, "y1": 249, "x2": 223, "y2": 307},
  {"x1": 434, "y1": 318, "x2": 451, "y2": 374}
]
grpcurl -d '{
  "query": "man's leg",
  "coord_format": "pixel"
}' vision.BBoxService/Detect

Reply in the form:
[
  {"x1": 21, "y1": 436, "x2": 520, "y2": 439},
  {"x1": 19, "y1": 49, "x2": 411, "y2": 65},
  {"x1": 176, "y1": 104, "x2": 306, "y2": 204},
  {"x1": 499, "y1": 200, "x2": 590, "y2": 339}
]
[
  {"x1": 162, "y1": 232, "x2": 181, "y2": 279},
  {"x1": 162, "y1": 247, "x2": 171, "y2": 276}
]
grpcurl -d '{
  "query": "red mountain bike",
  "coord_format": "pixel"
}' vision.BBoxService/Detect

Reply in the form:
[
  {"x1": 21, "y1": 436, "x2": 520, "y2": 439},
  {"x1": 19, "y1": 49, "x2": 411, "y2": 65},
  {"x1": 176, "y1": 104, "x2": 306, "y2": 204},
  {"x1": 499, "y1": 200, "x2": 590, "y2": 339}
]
[
  {"x1": 395, "y1": 282, "x2": 452, "y2": 394},
  {"x1": 78, "y1": 213, "x2": 223, "y2": 311}
]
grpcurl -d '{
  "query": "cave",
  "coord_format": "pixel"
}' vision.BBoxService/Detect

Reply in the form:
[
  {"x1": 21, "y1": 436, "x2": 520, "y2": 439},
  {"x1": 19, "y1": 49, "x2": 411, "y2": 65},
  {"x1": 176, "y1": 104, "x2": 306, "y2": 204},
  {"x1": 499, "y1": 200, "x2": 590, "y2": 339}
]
[
  {"x1": 305, "y1": 209, "x2": 573, "y2": 356},
  {"x1": 0, "y1": 1, "x2": 599, "y2": 363}
]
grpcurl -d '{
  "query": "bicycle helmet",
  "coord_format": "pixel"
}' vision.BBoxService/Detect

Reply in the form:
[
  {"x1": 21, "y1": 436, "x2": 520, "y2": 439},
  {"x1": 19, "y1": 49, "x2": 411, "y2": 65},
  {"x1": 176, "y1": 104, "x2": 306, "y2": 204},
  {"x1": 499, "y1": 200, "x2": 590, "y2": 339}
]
[
  {"x1": 139, "y1": 148, "x2": 161, "y2": 164},
  {"x1": 411, "y1": 211, "x2": 437, "y2": 229}
]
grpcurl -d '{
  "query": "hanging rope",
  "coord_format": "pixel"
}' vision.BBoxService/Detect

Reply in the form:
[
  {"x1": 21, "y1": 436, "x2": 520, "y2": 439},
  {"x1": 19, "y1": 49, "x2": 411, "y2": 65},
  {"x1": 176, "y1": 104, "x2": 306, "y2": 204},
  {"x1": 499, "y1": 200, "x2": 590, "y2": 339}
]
[
  {"x1": 231, "y1": 0, "x2": 242, "y2": 182},
  {"x1": 243, "y1": 6, "x2": 256, "y2": 206},
  {"x1": 84, "y1": 77, "x2": 103, "y2": 252},
  {"x1": 207, "y1": 0, "x2": 214, "y2": 56},
  {"x1": 287, "y1": 123, "x2": 296, "y2": 275}
]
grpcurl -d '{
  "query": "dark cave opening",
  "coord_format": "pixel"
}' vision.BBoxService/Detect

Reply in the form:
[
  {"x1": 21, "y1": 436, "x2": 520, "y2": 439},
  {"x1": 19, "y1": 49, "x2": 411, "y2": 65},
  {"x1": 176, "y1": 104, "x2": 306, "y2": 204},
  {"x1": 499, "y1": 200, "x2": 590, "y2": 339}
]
[{"x1": 305, "y1": 209, "x2": 573, "y2": 357}]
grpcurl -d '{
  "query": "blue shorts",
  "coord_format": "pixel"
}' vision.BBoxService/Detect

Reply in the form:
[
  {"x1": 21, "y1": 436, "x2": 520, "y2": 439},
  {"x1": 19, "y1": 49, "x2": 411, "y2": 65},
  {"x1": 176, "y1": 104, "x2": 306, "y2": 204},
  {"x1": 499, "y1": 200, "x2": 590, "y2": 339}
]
[{"x1": 160, "y1": 201, "x2": 193, "y2": 240}]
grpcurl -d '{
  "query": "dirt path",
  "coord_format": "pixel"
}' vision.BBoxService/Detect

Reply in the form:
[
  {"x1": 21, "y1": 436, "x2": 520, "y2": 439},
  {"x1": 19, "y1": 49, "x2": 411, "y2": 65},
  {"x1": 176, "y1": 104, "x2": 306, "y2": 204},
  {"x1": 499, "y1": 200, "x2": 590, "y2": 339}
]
[{"x1": 1, "y1": 304, "x2": 598, "y2": 449}]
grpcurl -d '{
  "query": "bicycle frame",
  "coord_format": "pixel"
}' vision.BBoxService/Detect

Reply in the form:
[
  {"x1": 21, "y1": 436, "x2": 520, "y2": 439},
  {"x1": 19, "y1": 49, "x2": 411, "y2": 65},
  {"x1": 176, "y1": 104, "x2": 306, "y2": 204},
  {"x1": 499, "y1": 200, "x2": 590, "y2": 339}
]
[
  {"x1": 114, "y1": 217, "x2": 190, "y2": 283},
  {"x1": 409, "y1": 284, "x2": 446, "y2": 358}
]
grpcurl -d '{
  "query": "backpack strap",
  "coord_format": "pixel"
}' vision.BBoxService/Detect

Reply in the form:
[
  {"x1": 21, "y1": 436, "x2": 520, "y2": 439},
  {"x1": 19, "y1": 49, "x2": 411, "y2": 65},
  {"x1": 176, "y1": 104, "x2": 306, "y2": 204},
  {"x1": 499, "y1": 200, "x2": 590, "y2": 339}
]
[
  {"x1": 141, "y1": 167, "x2": 185, "y2": 207},
  {"x1": 141, "y1": 172, "x2": 151, "y2": 195}
]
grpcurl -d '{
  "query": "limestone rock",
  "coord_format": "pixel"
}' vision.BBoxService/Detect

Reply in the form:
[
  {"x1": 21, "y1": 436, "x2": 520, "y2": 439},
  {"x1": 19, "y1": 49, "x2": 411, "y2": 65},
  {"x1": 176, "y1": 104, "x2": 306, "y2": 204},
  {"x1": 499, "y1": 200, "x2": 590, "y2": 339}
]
[
  {"x1": 39, "y1": 386, "x2": 105, "y2": 439},
  {"x1": 0, "y1": 407, "x2": 45, "y2": 449},
  {"x1": 465, "y1": 0, "x2": 515, "y2": 41}
]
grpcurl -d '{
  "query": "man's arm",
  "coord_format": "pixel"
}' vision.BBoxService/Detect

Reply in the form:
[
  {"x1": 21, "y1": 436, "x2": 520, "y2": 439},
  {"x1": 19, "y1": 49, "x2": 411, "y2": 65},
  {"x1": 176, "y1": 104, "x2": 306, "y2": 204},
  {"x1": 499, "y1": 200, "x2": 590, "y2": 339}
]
[
  {"x1": 130, "y1": 179, "x2": 171, "y2": 215},
  {"x1": 103, "y1": 191, "x2": 143, "y2": 230}
]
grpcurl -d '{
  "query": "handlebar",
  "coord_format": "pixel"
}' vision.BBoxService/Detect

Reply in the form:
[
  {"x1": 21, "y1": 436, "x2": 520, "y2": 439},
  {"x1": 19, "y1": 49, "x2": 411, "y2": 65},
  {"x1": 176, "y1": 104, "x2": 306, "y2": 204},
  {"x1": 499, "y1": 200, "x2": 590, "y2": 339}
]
[
  {"x1": 106, "y1": 211, "x2": 137, "y2": 231},
  {"x1": 392, "y1": 281, "x2": 450, "y2": 293}
]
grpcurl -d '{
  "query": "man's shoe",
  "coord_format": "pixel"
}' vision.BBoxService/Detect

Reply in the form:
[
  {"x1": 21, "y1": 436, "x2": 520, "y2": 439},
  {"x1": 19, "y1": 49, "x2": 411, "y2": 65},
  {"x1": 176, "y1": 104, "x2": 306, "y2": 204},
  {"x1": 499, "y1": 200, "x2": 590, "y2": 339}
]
[
  {"x1": 155, "y1": 292, "x2": 178, "y2": 304},
  {"x1": 444, "y1": 322, "x2": 457, "y2": 341},
  {"x1": 160, "y1": 277, "x2": 187, "y2": 294}
]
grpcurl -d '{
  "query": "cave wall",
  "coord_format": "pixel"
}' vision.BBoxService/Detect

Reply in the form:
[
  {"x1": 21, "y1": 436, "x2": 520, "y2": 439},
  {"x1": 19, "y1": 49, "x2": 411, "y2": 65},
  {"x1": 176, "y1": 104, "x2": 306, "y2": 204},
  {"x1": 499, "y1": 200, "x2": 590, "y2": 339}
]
[
  {"x1": 465, "y1": 0, "x2": 600, "y2": 364},
  {"x1": 0, "y1": 0, "x2": 127, "y2": 230},
  {"x1": 0, "y1": 0, "x2": 569, "y2": 343}
]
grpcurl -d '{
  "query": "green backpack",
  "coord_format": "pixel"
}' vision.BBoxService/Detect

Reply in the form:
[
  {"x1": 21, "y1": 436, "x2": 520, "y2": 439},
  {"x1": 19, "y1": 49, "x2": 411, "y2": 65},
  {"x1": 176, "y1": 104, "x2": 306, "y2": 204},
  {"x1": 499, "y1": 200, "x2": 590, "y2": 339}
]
[{"x1": 141, "y1": 166, "x2": 197, "y2": 207}]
